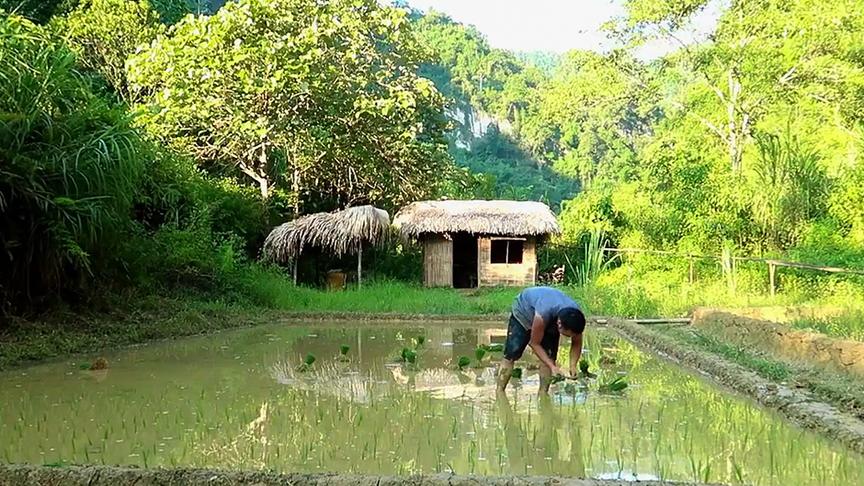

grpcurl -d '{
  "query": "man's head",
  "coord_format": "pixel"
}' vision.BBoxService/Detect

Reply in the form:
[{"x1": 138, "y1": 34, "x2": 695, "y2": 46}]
[{"x1": 557, "y1": 307, "x2": 586, "y2": 337}]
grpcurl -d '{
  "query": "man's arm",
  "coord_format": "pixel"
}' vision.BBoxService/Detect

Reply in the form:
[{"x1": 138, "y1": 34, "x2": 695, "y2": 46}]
[
  {"x1": 528, "y1": 314, "x2": 564, "y2": 375},
  {"x1": 569, "y1": 333, "x2": 583, "y2": 377}
]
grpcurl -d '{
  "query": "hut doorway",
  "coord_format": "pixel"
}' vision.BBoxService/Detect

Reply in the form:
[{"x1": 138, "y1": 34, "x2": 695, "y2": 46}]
[{"x1": 452, "y1": 233, "x2": 478, "y2": 288}]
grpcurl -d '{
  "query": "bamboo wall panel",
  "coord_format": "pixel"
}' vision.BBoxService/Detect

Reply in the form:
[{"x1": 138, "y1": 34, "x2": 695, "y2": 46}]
[
  {"x1": 477, "y1": 238, "x2": 536, "y2": 287},
  {"x1": 423, "y1": 236, "x2": 453, "y2": 287}
]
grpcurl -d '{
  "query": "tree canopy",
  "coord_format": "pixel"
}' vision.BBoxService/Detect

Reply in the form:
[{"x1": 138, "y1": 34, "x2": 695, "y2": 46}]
[
  {"x1": 3, "y1": 0, "x2": 864, "y2": 308},
  {"x1": 128, "y1": 0, "x2": 452, "y2": 211}
]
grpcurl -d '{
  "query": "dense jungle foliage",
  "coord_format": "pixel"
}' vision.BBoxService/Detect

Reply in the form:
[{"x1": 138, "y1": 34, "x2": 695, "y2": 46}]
[{"x1": 1, "y1": 0, "x2": 863, "y2": 314}]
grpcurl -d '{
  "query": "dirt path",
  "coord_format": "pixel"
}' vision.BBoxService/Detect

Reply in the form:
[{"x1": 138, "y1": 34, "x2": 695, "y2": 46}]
[{"x1": 609, "y1": 319, "x2": 864, "y2": 455}]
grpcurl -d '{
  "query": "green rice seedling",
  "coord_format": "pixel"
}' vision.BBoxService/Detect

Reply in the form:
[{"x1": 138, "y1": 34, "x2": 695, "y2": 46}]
[
  {"x1": 297, "y1": 354, "x2": 316, "y2": 372},
  {"x1": 474, "y1": 346, "x2": 487, "y2": 364},
  {"x1": 415, "y1": 335, "x2": 426, "y2": 347},
  {"x1": 579, "y1": 359, "x2": 590, "y2": 375},
  {"x1": 546, "y1": 374, "x2": 566, "y2": 388},
  {"x1": 510, "y1": 367, "x2": 523, "y2": 379},
  {"x1": 400, "y1": 347, "x2": 417, "y2": 364},
  {"x1": 597, "y1": 375, "x2": 627, "y2": 393},
  {"x1": 485, "y1": 343, "x2": 504, "y2": 352},
  {"x1": 457, "y1": 356, "x2": 471, "y2": 370},
  {"x1": 338, "y1": 345, "x2": 351, "y2": 362}
]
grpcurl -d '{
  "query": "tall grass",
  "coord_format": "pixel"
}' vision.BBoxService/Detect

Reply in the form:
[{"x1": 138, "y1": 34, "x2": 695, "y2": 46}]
[
  {"x1": 791, "y1": 310, "x2": 864, "y2": 341},
  {"x1": 570, "y1": 229, "x2": 616, "y2": 287},
  {"x1": 0, "y1": 14, "x2": 145, "y2": 307}
]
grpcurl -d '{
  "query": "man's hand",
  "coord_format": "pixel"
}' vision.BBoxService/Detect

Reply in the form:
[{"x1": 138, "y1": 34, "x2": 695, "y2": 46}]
[{"x1": 550, "y1": 365, "x2": 568, "y2": 378}]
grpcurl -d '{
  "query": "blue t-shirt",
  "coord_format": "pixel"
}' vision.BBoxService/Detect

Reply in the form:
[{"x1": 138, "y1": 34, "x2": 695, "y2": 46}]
[{"x1": 511, "y1": 287, "x2": 580, "y2": 330}]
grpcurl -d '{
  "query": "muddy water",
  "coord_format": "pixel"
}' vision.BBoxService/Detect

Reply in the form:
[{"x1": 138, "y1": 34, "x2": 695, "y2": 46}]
[{"x1": 0, "y1": 323, "x2": 861, "y2": 485}]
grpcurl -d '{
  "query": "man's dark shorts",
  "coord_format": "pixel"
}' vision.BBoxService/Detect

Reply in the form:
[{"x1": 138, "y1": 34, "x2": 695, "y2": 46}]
[{"x1": 503, "y1": 314, "x2": 560, "y2": 361}]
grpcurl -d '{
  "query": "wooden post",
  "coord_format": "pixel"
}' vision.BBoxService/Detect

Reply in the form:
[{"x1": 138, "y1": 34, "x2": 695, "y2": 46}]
[
  {"x1": 768, "y1": 261, "x2": 776, "y2": 297},
  {"x1": 688, "y1": 256, "x2": 695, "y2": 284},
  {"x1": 357, "y1": 242, "x2": 363, "y2": 288},
  {"x1": 292, "y1": 259, "x2": 298, "y2": 285}
]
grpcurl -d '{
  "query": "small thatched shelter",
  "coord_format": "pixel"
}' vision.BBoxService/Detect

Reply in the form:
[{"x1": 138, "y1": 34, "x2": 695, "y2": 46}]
[
  {"x1": 394, "y1": 200, "x2": 559, "y2": 288},
  {"x1": 263, "y1": 205, "x2": 390, "y2": 285}
]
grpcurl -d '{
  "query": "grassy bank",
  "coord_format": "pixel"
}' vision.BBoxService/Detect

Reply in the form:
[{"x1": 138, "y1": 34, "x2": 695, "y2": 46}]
[
  {"x1": 3, "y1": 259, "x2": 864, "y2": 371},
  {"x1": 0, "y1": 294, "x2": 279, "y2": 370},
  {"x1": 0, "y1": 281, "x2": 518, "y2": 370}
]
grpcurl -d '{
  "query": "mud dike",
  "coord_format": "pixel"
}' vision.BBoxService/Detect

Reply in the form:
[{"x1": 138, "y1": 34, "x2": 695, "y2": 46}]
[
  {"x1": 0, "y1": 464, "x2": 723, "y2": 486},
  {"x1": 609, "y1": 318, "x2": 864, "y2": 454},
  {"x1": 691, "y1": 308, "x2": 864, "y2": 378}
]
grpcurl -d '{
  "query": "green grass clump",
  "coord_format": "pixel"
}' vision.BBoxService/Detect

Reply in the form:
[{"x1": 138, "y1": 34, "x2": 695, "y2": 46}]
[
  {"x1": 457, "y1": 356, "x2": 470, "y2": 370},
  {"x1": 510, "y1": 367, "x2": 523, "y2": 379}
]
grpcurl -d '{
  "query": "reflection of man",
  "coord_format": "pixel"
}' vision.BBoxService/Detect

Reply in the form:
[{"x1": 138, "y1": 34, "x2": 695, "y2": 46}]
[
  {"x1": 495, "y1": 392, "x2": 527, "y2": 474},
  {"x1": 497, "y1": 287, "x2": 586, "y2": 394},
  {"x1": 495, "y1": 392, "x2": 585, "y2": 477}
]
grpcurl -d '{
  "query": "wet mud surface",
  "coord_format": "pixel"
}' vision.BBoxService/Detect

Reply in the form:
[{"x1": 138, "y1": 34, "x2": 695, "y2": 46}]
[{"x1": 0, "y1": 464, "x2": 725, "y2": 486}]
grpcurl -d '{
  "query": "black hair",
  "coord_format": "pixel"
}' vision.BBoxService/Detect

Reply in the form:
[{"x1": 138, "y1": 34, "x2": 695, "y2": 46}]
[{"x1": 558, "y1": 307, "x2": 586, "y2": 334}]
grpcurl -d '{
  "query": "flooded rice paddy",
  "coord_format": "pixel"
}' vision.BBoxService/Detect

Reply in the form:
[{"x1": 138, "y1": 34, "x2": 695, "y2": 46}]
[{"x1": 1, "y1": 322, "x2": 861, "y2": 485}]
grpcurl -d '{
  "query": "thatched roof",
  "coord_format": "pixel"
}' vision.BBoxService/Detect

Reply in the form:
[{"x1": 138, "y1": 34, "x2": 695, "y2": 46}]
[
  {"x1": 393, "y1": 200, "x2": 559, "y2": 239},
  {"x1": 263, "y1": 205, "x2": 390, "y2": 262}
]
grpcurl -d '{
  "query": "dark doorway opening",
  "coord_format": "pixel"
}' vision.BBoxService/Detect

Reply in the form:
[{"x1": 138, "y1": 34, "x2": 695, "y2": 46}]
[{"x1": 452, "y1": 233, "x2": 478, "y2": 288}]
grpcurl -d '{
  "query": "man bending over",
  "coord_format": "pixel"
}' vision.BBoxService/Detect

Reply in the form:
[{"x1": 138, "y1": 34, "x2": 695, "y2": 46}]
[{"x1": 497, "y1": 286, "x2": 586, "y2": 394}]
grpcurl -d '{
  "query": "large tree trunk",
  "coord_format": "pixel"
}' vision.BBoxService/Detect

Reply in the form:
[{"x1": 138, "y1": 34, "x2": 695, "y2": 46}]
[
  {"x1": 257, "y1": 147, "x2": 270, "y2": 199},
  {"x1": 257, "y1": 177, "x2": 269, "y2": 199},
  {"x1": 357, "y1": 242, "x2": 362, "y2": 289},
  {"x1": 292, "y1": 165, "x2": 300, "y2": 217},
  {"x1": 238, "y1": 161, "x2": 270, "y2": 199},
  {"x1": 727, "y1": 69, "x2": 746, "y2": 172}
]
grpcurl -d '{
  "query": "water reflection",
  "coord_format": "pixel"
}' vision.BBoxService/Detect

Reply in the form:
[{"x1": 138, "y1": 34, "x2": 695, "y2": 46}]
[{"x1": 0, "y1": 323, "x2": 860, "y2": 485}]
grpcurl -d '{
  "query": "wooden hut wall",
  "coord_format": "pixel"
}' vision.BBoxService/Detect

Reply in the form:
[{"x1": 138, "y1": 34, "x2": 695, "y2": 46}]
[
  {"x1": 477, "y1": 236, "x2": 537, "y2": 287},
  {"x1": 423, "y1": 235, "x2": 453, "y2": 287}
]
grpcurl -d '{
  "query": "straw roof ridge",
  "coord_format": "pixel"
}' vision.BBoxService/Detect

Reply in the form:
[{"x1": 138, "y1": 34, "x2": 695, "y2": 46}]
[
  {"x1": 393, "y1": 200, "x2": 559, "y2": 238},
  {"x1": 263, "y1": 205, "x2": 390, "y2": 262}
]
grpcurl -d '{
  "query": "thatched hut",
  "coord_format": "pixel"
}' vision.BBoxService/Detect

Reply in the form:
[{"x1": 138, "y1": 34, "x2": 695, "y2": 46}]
[
  {"x1": 393, "y1": 200, "x2": 559, "y2": 288},
  {"x1": 263, "y1": 205, "x2": 390, "y2": 285}
]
